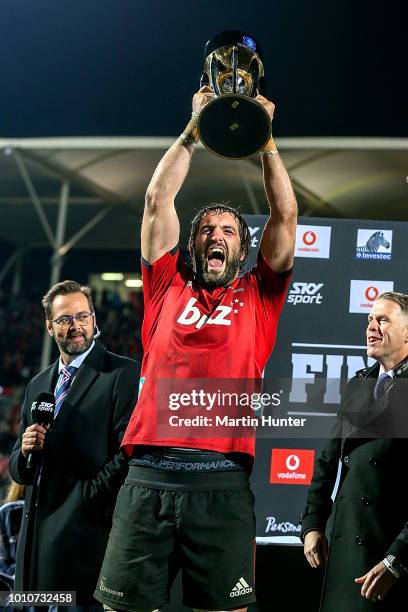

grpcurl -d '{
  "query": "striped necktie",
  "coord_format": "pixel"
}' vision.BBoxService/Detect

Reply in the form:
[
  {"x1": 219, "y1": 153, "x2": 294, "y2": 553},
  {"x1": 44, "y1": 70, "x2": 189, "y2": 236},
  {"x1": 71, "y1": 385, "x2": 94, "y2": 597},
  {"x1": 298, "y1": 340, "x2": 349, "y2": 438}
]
[
  {"x1": 373, "y1": 372, "x2": 391, "y2": 401},
  {"x1": 55, "y1": 365, "x2": 77, "y2": 416}
]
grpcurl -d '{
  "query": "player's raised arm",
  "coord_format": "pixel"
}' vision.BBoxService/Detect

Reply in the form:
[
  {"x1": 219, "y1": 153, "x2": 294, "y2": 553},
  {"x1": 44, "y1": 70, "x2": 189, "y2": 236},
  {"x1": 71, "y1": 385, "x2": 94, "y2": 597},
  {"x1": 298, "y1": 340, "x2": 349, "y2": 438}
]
[
  {"x1": 141, "y1": 86, "x2": 215, "y2": 264},
  {"x1": 256, "y1": 95, "x2": 298, "y2": 273}
]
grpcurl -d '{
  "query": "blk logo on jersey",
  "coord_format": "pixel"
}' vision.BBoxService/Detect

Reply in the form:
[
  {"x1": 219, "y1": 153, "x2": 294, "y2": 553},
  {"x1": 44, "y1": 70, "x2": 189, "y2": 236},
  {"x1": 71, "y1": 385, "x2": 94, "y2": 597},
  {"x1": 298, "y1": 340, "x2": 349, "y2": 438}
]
[{"x1": 177, "y1": 297, "x2": 235, "y2": 328}]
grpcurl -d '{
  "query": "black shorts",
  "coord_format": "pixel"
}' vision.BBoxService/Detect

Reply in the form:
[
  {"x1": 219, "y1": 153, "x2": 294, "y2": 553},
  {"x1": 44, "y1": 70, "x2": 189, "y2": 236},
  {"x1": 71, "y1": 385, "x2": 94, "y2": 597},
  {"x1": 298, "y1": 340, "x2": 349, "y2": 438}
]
[{"x1": 94, "y1": 465, "x2": 256, "y2": 611}]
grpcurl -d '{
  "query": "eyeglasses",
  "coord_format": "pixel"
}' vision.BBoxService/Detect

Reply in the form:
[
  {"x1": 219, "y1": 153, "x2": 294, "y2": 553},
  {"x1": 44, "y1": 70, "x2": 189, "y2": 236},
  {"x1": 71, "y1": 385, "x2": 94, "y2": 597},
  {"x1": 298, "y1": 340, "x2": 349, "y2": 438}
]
[{"x1": 51, "y1": 312, "x2": 94, "y2": 329}]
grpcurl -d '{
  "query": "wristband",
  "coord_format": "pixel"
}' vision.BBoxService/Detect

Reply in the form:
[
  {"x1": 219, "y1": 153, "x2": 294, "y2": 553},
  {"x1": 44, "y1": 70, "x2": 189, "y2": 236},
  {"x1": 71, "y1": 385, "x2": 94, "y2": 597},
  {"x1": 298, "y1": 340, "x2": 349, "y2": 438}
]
[
  {"x1": 260, "y1": 136, "x2": 278, "y2": 155},
  {"x1": 179, "y1": 111, "x2": 200, "y2": 147},
  {"x1": 179, "y1": 133, "x2": 198, "y2": 148}
]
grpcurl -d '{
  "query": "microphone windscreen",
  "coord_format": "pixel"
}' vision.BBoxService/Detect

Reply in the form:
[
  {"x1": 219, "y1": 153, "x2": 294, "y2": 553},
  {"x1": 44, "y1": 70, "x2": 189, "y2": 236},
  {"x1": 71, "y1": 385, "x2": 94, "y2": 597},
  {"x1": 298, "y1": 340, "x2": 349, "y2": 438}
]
[{"x1": 30, "y1": 392, "x2": 55, "y2": 427}]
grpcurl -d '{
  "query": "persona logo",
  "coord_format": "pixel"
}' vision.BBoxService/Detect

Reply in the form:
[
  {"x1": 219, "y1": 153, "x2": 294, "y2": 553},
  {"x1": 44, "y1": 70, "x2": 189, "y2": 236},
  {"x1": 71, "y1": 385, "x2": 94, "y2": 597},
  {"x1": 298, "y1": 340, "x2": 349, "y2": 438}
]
[
  {"x1": 295, "y1": 225, "x2": 331, "y2": 259},
  {"x1": 356, "y1": 229, "x2": 392, "y2": 261},
  {"x1": 349, "y1": 280, "x2": 394, "y2": 313},
  {"x1": 287, "y1": 282, "x2": 324, "y2": 305},
  {"x1": 270, "y1": 448, "x2": 315, "y2": 485},
  {"x1": 265, "y1": 516, "x2": 302, "y2": 534}
]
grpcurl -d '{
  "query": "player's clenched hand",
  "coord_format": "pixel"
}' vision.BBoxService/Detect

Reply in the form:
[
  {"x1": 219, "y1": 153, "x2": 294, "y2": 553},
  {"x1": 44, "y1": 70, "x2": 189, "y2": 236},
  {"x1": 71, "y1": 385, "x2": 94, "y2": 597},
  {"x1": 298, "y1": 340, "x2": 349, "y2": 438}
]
[
  {"x1": 21, "y1": 424, "x2": 48, "y2": 457},
  {"x1": 192, "y1": 86, "x2": 215, "y2": 114},
  {"x1": 255, "y1": 94, "x2": 275, "y2": 120}
]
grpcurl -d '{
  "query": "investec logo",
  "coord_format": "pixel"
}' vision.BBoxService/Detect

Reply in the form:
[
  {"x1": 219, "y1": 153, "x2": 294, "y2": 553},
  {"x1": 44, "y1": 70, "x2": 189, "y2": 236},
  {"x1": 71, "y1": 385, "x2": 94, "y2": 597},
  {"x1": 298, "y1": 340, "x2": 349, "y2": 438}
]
[
  {"x1": 287, "y1": 282, "x2": 324, "y2": 305},
  {"x1": 230, "y1": 577, "x2": 253, "y2": 598},
  {"x1": 355, "y1": 229, "x2": 392, "y2": 260},
  {"x1": 295, "y1": 225, "x2": 331, "y2": 259},
  {"x1": 349, "y1": 280, "x2": 394, "y2": 314}
]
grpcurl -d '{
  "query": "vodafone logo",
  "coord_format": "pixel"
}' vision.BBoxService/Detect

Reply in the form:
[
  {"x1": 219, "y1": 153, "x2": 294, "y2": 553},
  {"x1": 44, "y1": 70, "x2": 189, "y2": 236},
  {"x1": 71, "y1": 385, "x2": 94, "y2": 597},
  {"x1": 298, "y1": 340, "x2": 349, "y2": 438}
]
[
  {"x1": 365, "y1": 286, "x2": 379, "y2": 301},
  {"x1": 270, "y1": 449, "x2": 315, "y2": 486},
  {"x1": 285, "y1": 454, "x2": 300, "y2": 471},
  {"x1": 349, "y1": 280, "x2": 394, "y2": 313},
  {"x1": 295, "y1": 225, "x2": 331, "y2": 259},
  {"x1": 302, "y1": 231, "x2": 316, "y2": 246}
]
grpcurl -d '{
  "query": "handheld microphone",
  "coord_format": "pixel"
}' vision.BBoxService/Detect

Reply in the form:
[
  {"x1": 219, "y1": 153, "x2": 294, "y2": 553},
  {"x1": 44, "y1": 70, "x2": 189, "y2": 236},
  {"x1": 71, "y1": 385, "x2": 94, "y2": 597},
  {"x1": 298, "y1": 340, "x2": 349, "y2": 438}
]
[{"x1": 27, "y1": 392, "x2": 55, "y2": 470}]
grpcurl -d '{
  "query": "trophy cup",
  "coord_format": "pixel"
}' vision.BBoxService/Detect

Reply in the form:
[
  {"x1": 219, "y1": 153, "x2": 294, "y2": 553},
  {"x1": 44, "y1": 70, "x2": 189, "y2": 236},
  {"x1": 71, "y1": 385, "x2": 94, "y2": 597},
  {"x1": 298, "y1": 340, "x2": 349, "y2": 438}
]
[{"x1": 198, "y1": 31, "x2": 271, "y2": 159}]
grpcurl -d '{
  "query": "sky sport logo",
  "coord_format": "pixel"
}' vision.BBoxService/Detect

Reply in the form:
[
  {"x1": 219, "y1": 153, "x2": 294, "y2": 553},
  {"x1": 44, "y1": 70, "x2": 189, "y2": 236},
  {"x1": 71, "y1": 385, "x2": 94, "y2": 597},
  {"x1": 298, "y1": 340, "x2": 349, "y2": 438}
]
[
  {"x1": 349, "y1": 280, "x2": 394, "y2": 313},
  {"x1": 38, "y1": 402, "x2": 54, "y2": 412},
  {"x1": 287, "y1": 282, "x2": 324, "y2": 305},
  {"x1": 355, "y1": 229, "x2": 392, "y2": 260},
  {"x1": 230, "y1": 577, "x2": 253, "y2": 598},
  {"x1": 269, "y1": 448, "x2": 315, "y2": 486},
  {"x1": 295, "y1": 225, "x2": 331, "y2": 259}
]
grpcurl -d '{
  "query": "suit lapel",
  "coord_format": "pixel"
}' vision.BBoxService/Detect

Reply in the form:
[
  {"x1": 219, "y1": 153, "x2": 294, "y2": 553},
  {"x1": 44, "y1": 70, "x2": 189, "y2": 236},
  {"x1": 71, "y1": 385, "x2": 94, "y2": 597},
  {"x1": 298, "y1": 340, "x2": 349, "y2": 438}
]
[
  {"x1": 53, "y1": 341, "x2": 105, "y2": 419},
  {"x1": 342, "y1": 359, "x2": 408, "y2": 439},
  {"x1": 48, "y1": 361, "x2": 59, "y2": 392},
  {"x1": 63, "y1": 362, "x2": 99, "y2": 409}
]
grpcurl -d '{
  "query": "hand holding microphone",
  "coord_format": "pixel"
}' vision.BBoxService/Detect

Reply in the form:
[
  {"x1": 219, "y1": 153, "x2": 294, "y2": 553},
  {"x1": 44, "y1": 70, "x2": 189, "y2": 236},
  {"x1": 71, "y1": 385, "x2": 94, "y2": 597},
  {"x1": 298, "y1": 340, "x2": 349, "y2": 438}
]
[{"x1": 23, "y1": 392, "x2": 55, "y2": 470}]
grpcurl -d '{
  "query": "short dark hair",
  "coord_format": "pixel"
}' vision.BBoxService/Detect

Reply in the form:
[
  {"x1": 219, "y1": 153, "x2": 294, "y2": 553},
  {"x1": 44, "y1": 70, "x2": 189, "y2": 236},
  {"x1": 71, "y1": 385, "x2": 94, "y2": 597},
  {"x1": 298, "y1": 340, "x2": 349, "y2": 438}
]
[
  {"x1": 42, "y1": 280, "x2": 94, "y2": 320},
  {"x1": 189, "y1": 203, "x2": 251, "y2": 262},
  {"x1": 377, "y1": 291, "x2": 408, "y2": 316}
]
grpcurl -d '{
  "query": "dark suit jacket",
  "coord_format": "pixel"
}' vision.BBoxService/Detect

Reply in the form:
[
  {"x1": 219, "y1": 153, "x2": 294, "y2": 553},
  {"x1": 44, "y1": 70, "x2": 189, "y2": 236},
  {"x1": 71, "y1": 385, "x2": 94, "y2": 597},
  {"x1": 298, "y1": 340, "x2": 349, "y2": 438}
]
[
  {"x1": 300, "y1": 360, "x2": 408, "y2": 612},
  {"x1": 9, "y1": 341, "x2": 140, "y2": 604}
]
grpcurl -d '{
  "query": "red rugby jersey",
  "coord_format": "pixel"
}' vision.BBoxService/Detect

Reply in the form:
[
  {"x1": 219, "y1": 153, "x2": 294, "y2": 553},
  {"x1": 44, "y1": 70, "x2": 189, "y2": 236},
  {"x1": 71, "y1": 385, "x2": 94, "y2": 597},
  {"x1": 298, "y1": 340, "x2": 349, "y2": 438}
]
[{"x1": 122, "y1": 249, "x2": 291, "y2": 457}]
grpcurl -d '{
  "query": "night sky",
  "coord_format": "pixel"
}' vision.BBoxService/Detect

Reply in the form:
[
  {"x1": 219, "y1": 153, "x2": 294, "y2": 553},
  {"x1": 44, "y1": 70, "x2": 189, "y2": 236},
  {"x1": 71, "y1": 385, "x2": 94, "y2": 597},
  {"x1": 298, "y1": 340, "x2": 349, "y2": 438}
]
[{"x1": 0, "y1": 0, "x2": 405, "y2": 139}]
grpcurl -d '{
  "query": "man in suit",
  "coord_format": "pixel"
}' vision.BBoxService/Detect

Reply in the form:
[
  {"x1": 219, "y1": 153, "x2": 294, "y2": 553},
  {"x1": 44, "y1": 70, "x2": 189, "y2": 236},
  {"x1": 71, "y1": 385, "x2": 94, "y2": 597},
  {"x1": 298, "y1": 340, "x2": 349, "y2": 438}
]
[
  {"x1": 9, "y1": 280, "x2": 140, "y2": 610},
  {"x1": 301, "y1": 291, "x2": 408, "y2": 611}
]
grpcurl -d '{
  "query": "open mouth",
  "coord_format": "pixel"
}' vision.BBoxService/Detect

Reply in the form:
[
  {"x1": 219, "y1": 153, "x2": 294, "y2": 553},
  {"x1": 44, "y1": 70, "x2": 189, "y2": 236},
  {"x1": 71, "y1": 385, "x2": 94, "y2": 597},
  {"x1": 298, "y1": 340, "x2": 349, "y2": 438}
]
[
  {"x1": 207, "y1": 247, "x2": 225, "y2": 271},
  {"x1": 367, "y1": 335, "x2": 382, "y2": 344},
  {"x1": 69, "y1": 333, "x2": 85, "y2": 341}
]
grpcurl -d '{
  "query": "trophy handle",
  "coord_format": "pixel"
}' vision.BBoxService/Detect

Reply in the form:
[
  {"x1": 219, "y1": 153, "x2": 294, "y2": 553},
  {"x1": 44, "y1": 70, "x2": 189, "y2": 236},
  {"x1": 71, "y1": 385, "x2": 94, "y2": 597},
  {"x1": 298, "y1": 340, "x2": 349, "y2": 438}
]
[
  {"x1": 200, "y1": 72, "x2": 209, "y2": 88},
  {"x1": 210, "y1": 56, "x2": 222, "y2": 96},
  {"x1": 248, "y1": 60, "x2": 260, "y2": 98},
  {"x1": 232, "y1": 45, "x2": 238, "y2": 94}
]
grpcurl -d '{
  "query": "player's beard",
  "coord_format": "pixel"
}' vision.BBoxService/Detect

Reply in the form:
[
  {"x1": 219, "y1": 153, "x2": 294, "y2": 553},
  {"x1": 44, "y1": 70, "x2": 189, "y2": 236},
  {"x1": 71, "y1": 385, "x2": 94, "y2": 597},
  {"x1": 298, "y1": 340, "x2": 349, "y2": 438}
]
[{"x1": 194, "y1": 248, "x2": 241, "y2": 288}]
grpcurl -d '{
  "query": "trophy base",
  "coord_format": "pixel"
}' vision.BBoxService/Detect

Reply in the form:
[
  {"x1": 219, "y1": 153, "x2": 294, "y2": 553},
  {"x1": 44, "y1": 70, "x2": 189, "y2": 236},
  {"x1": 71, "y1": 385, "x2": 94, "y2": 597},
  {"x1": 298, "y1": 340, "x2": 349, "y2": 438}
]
[{"x1": 197, "y1": 94, "x2": 271, "y2": 159}]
